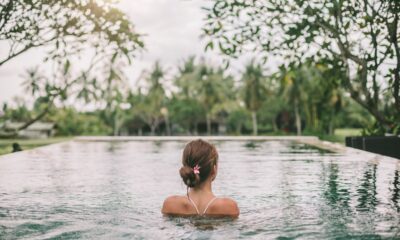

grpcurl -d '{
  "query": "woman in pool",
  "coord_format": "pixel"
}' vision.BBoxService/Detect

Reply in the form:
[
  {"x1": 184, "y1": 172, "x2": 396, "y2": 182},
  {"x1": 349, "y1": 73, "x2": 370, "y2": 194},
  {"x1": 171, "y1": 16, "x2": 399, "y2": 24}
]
[{"x1": 162, "y1": 139, "x2": 239, "y2": 217}]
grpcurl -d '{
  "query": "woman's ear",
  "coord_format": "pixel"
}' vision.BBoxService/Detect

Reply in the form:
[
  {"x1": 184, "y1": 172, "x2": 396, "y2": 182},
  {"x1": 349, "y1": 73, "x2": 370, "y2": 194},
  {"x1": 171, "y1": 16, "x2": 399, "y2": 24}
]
[{"x1": 212, "y1": 164, "x2": 218, "y2": 181}]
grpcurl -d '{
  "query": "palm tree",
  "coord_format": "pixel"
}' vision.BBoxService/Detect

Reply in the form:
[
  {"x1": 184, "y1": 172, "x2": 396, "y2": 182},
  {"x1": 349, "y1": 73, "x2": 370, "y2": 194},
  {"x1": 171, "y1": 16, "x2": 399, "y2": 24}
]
[
  {"x1": 197, "y1": 64, "x2": 234, "y2": 135},
  {"x1": 173, "y1": 57, "x2": 236, "y2": 135},
  {"x1": 172, "y1": 57, "x2": 202, "y2": 134},
  {"x1": 175, "y1": 56, "x2": 198, "y2": 99},
  {"x1": 315, "y1": 64, "x2": 343, "y2": 134},
  {"x1": 136, "y1": 61, "x2": 167, "y2": 135},
  {"x1": 280, "y1": 67, "x2": 306, "y2": 136},
  {"x1": 99, "y1": 59, "x2": 129, "y2": 136},
  {"x1": 242, "y1": 62, "x2": 267, "y2": 135},
  {"x1": 280, "y1": 63, "x2": 344, "y2": 135}
]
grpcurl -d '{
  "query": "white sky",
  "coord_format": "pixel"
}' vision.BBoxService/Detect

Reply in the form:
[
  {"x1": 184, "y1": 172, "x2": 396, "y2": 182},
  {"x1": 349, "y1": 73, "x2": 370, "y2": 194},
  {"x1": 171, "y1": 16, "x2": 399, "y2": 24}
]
[{"x1": 0, "y1": 0, "x2": 257, "y2": 106}]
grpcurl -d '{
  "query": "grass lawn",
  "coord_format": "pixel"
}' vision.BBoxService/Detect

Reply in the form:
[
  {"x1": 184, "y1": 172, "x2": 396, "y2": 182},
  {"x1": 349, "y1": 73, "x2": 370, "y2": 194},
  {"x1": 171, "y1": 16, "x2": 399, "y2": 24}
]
[
  {"x1": 319, "y1": 128, "x2": 362, "y2": 144},
  {"x1": 261, "y1": 128, "x2": 363, "y2": 144},
  {"x1": 0, "y1": 137, "x2": 72, "y2": 156}
]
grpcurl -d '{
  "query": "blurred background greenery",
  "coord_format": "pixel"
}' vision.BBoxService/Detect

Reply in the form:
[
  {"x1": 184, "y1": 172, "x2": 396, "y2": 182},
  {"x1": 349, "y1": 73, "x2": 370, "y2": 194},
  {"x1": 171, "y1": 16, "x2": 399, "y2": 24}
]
[
  {"x1": 1, "y1": 0, "x2": 399, "y2": 154},
  {"x1": 0, "y1": 57, "x2": 371, "y2": 138}
]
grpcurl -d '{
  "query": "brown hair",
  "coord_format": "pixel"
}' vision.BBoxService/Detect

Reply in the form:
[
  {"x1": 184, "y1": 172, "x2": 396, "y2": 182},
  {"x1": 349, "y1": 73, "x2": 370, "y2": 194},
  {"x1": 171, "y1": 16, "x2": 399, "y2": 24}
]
[{"x1": 179, "y1": 139, "x2": 218, "y2": 188}]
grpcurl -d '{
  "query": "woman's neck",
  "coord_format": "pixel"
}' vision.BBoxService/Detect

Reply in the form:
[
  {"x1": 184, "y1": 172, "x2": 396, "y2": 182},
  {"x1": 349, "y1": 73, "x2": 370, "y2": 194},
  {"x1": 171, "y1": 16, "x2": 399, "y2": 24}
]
[{"x1": 190, "y1": 180, "x2": 213, "y2": 195}]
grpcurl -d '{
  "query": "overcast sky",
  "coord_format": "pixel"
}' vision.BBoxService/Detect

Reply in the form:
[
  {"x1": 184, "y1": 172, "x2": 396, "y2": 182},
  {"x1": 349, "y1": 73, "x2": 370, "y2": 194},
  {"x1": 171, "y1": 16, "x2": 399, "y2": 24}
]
[{"x1": 0, "y1": 0, "x2": 251, "y2": 105}]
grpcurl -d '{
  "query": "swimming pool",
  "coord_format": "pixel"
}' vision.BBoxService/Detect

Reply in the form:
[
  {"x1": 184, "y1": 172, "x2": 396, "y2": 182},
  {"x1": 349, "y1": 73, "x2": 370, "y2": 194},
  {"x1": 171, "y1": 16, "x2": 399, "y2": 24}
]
[{"x1": 0, "y1": 137, "x2": 399, "y2": 239}]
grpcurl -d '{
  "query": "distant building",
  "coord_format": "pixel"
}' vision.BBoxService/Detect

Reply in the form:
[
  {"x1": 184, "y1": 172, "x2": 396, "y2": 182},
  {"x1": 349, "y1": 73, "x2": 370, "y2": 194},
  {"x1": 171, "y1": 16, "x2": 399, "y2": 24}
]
[{"x1": 0, "y1": 121, "x2": 56, "y2": 138}]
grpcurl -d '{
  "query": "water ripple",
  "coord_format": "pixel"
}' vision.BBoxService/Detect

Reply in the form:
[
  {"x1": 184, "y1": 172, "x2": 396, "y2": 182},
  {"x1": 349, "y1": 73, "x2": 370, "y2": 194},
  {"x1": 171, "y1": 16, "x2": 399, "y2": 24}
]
[{"x1": 0, "y1": 140, "x2": 399, "y2": 239}]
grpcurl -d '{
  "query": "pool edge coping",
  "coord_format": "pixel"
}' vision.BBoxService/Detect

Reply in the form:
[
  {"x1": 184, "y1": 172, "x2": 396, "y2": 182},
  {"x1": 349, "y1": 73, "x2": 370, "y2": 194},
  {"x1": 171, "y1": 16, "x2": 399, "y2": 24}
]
[
  {"x1": 0, "y1": 136, "x2": 398, "y2": 162},
  {"x1": 74, "y1": 136, "x2": 320, "y2": 141},
  {"x1": 73, "y1": 136, "x2": 400, "y2": 163},
  {"x1": 74, "y1": 136, "x2": 399, "y2": 162}
]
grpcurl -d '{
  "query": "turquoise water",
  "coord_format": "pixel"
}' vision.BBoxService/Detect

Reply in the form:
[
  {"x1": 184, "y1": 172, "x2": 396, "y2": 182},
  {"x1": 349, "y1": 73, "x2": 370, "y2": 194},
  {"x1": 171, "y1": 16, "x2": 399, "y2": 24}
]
[{"x1": 0, "y1": 140, "x2": 399, "y2": 239}]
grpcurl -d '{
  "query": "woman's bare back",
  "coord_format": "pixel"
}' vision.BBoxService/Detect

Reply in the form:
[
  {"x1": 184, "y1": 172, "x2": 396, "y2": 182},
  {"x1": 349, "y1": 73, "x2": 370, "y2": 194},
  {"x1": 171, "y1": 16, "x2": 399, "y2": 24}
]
[{"x1": 162, "y1": 195, "x2": 239, "y2": 218}]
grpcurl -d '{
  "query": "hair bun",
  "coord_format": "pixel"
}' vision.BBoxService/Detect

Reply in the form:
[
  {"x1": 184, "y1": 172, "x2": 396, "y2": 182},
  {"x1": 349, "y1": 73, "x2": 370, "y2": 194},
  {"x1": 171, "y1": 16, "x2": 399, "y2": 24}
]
[{"x1": 179, "y1": 166, "x2": 200, "y2": 188}]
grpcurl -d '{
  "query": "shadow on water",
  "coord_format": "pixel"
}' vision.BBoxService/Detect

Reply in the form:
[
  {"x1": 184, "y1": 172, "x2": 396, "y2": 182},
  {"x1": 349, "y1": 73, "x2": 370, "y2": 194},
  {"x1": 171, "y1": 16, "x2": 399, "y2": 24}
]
[
  {"x1": 165, "y1": 216, "x2": 236, "y2": 231},
  {"x1": 356, "y1": 164, "x2": 377, "y2": 211}
]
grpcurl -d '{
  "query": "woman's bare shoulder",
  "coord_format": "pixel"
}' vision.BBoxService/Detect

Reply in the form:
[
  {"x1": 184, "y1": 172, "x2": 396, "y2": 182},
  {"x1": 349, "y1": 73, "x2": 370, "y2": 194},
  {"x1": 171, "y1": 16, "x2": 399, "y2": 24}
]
[
  {"x1": 161, "y1": 195, "x2": 190, "y2": 215},
  {"x1": 210, "y1": 197, "x2": 240, "y2": 218}
]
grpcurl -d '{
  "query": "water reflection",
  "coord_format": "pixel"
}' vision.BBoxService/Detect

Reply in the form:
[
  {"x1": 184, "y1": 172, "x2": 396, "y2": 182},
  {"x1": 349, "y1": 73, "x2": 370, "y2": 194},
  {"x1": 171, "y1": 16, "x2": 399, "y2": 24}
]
[
  {"x1": 244, "y1": 141, "x2": 258, "y2": 149},
  {"x1": 152, "y1": 141, "x2": 164, "y2": 153},
  {"x1": 323, "y1": 163, "x2": 350, "y2": 208},
  {"x1": 391, "y1": 170, "x2": 400, "y2": 212},
  {"x1": 288, "y1": 143, "x2": 333, "y2": 155},
  {"x1": 107, "y1": 141, "x2": 123, "y2": 153},
  {"x1": 356, "y1": 164, "x2": 377, "y2": 211},
  {"x1": 1, "y1": 140, "x2": 400, "y2": 239},
  {"x1": 321, "y1": 162, "x2": 351, "y2": 236}
]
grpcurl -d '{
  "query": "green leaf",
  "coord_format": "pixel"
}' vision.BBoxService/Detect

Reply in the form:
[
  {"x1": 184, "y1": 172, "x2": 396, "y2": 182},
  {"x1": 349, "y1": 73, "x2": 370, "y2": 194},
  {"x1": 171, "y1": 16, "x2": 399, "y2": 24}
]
[
  {"x1": 111, "y1": 52, "x2": 118, "y2": 63},
  {"x1": 63, "y1": 60, "x2": 70, "y2": 75},
  {"x1": 205, "y1": 41, "x2": 214, "y2": 51}
]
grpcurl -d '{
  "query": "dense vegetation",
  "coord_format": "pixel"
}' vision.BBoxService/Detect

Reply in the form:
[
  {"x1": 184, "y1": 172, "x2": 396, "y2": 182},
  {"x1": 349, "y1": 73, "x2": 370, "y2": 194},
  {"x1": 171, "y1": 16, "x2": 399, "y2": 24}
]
[
  {"x1": 0, "y1": 0, "x2": 390, "y2": 138},
  {"x1": 0, "y1": 0, "x2": 144, "y2": 135},
  {"x1": 203, "y1": 0, "x2": 400, "y2": 135},
  {"x1": 1, "y1": 57, "x2": 373, "y2": 136}
]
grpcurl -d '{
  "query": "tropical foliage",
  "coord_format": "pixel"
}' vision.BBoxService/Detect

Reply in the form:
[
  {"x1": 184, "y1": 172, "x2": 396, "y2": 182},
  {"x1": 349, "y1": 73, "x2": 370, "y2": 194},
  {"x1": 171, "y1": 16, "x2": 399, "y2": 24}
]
[
  {"x1": 237, "y1": 62, "x2": 266, "y2": 135},
  {"x1": 0, "y1": 0, "x2": 143, "y2": 67},
  {"x1": 0, "y1": 0, "x2": 144, "y2": 135},
  {"x1": 0, "y1": 1, "x2": 381, "y2": 137},
  {"x1": 1, "y1": 57, "x2": 373, "y2": 137},
  {"x1": 203, "y1": 0, "x2": 400, "y2": 134}
]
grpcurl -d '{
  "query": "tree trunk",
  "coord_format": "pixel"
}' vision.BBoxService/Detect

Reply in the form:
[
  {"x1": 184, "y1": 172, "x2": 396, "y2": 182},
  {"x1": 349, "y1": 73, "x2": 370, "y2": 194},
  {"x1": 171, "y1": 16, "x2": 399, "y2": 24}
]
[
  {"x1": 0, "y1": 104, "x2": 52, "y2": 138},
  {"x1": 272, "y1": 118, "x2": 278, "y2": 132},
  {"x1": 236, "y1": 123, "x2": 242, "y2": 135},
  {"x1": 294, "y1": 98, "x2": 302, "y2": 136},
  {"x1": 312, "y1": 104, "x2": 318, "y2": 131},
  {"x1": 304, "y1": 104, "x2": 312, "y2": 131},
  {"x1": 113, "y1": 113, "x2": 120, "y2": 136},
  {"x1": 388, "y1": 2, "x2": 400, "y2": 112},
  {"x1": 206, "y1": 113, "x2": 211, "y2": 135},
  {"x1": 251, "y1": 110, "x2": 258, "y2": 136},
  {"x1": 350, "y1": 92, "x2": 393, "y2": 128},
  {"x1": 164, "y1": 115, "x2": 171, "y2": 136},
  {"x1": 336, "y1": 36, "x2": 394, "y2": 131},
  {"x1": 150, "y1": 124, "x2": 156, "y2": 136},
  {"x1": 113, "y1": 124, "x2": 118, "y2": 136},
  {"x1": 194, "y1": 121, "x2": 199, "y2": 135},
  {"x1": 327, "y1": 110, "x2": 335, "y2": 135}
]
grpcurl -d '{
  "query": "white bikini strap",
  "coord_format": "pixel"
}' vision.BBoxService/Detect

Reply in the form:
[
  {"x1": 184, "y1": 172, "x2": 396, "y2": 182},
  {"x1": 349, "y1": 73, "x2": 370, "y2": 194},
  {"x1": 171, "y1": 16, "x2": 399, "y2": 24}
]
[
  {"x1": 187, "y1": 196, "x2": 200, "y2": 214},
  {"x1": 202, "y1": 197, "x2": 217, "y2": 215}
]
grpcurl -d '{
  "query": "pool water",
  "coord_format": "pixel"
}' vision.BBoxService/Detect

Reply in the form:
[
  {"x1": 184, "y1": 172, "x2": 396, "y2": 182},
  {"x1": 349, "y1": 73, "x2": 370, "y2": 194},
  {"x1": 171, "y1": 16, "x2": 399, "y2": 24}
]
[{"x1": 0, "y1": 140, "x2": 399, "y2": 239}]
